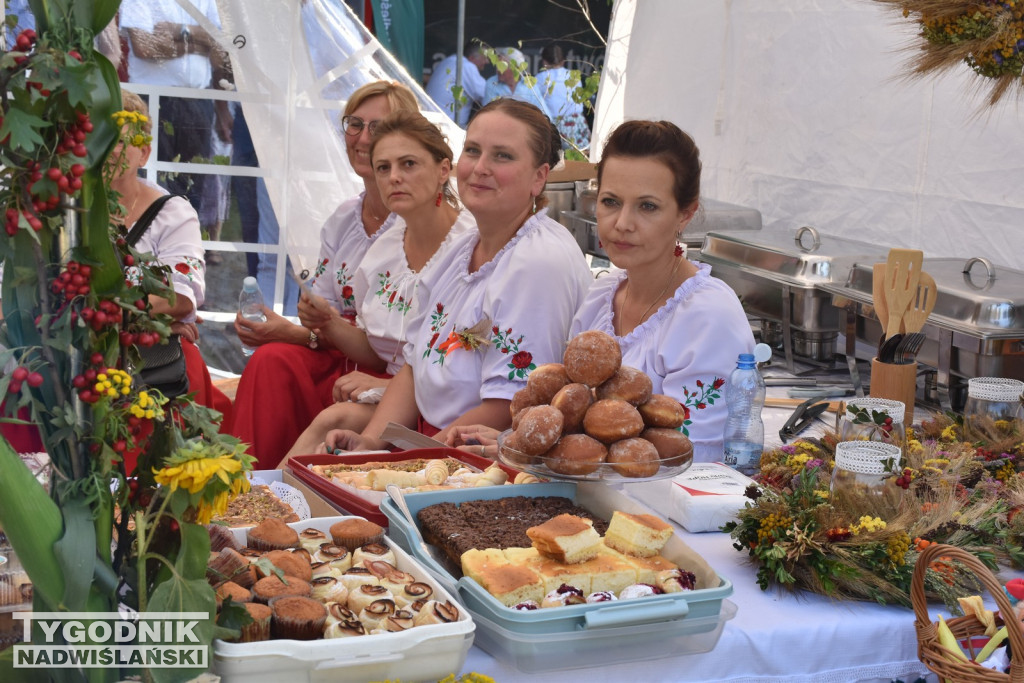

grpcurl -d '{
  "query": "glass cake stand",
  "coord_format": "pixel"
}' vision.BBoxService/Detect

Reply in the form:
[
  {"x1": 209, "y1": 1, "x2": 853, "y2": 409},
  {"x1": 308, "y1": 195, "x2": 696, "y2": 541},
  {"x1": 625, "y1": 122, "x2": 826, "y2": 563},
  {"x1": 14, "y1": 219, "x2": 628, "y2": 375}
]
[{"x1": 497, "y1": 430, "x2": 692, "y2": 483}]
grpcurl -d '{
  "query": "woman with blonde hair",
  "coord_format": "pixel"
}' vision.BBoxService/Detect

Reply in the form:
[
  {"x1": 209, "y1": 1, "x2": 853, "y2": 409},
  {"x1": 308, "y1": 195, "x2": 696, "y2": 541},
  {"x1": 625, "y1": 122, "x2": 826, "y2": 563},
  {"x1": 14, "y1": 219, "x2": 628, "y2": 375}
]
[{"x1": 230, "y1": 81, "x2": 420, "y2": 467}]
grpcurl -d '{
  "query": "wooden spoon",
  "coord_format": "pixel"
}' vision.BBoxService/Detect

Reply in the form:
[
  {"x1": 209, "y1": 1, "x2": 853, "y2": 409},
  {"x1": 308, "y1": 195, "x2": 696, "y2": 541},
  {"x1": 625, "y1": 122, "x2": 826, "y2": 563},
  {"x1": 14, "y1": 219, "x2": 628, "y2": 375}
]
[{"x1": 872, "y1": 262, "x2": 889, "y2": 337}]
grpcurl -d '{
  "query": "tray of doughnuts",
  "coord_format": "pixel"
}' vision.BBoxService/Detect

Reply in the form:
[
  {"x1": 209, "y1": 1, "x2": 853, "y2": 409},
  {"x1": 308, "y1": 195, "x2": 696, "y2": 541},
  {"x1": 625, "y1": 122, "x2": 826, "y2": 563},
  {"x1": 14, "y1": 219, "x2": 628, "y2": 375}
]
[{"x1": 498, "y1": 330, "x2": 694, "y2": 482}]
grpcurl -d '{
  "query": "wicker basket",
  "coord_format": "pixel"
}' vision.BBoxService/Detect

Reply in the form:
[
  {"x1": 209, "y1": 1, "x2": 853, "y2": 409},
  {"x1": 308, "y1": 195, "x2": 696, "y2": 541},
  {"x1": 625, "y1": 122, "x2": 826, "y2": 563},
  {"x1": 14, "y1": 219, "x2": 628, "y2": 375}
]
[{"x1": 912, "y1": 543, "x2": 1024, "y2": 682}]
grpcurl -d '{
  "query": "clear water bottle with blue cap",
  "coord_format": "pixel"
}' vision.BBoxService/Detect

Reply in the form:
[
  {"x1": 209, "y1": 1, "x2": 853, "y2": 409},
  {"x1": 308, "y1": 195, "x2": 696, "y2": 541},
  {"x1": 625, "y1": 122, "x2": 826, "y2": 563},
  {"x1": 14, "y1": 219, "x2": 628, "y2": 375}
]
[
  {"x1": 238, "y1": 276, "x2": 266, "y2": 357},
  {"x1": 723, "y1": 344, "x2": 771, "y2": 475}
]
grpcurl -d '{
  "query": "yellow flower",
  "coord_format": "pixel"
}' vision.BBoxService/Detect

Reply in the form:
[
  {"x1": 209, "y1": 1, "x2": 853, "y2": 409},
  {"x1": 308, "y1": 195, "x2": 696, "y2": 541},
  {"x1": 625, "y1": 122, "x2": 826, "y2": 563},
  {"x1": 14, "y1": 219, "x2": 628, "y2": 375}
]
[
  {"x1": 940, "y1": 425, "x2": 959, "y2": 441},
  {"x1": 813, "y1": 489, "x2": 829, "y2": 499},
  {"x1": 153, "y1": 454, "x2": 244, "y2": 494},
  {"x1": 851, "y1": 515, "x2": 887, "y2": 535}
]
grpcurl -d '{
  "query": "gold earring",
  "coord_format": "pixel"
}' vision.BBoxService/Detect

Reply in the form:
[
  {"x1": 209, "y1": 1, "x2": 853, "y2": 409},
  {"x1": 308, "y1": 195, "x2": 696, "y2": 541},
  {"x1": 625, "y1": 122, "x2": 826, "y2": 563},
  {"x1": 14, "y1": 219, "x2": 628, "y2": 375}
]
[{"x1": 532, "y1": 196, "x2": 537, "y2": 214}]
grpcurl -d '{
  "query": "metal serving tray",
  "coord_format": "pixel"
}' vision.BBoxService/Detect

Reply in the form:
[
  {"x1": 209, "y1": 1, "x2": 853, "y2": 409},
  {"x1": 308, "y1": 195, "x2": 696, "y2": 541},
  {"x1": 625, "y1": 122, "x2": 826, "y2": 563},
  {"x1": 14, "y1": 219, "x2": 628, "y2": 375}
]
[
  {"x1": 822, "y1": 257, "x2": 1024, "y2": 404},
  {"x1": 697, "y1": 225, "x2": 890, "y2": 368}
]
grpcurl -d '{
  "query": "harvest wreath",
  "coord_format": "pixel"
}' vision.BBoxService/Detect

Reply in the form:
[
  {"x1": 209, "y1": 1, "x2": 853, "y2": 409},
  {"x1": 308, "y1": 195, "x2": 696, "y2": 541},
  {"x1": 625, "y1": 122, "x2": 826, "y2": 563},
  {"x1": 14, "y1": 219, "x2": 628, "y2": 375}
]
[
  {"x1": 725, "y1": 413, "x2": 1024, "y2": 609},
  {"x1": 875, "y1": 0, "x2": 1024, "y2": 106}
]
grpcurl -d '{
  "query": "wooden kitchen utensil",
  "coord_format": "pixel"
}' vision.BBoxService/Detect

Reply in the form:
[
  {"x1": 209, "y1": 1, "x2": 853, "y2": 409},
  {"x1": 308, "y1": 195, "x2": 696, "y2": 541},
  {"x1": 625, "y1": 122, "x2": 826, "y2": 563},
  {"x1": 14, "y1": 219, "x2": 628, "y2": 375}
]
[
  {"x1": 884, "y1": 248, "x2": 923, "y2": 336},
  {"x1": 872, "y1": 262, "x2": 890, "y2": 337},
  {"x1": 900, "y1": 271, "x2": 936, "y2": 334}
]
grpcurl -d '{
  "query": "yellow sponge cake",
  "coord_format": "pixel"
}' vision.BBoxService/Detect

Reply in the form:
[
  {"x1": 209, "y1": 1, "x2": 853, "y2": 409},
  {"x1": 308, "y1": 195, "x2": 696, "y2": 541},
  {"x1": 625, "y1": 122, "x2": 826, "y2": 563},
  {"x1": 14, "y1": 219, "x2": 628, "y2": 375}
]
[
  {"x1": 475, "y1": 563, "x2": 544, "y2": 607},
  {"x1": 527, "y1": 514, "x2": 603, "y2": 564},
  {"x1": 603, "y1": 511, "x2": 674, "y2": 557}
]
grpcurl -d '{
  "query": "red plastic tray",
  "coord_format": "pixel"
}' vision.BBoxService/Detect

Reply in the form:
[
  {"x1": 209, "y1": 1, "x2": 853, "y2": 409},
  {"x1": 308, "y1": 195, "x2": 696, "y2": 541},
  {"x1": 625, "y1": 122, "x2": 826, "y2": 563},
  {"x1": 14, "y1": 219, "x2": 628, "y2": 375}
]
[{"x1": 287, "y1": 448, "x2": 519, "y2": 528}]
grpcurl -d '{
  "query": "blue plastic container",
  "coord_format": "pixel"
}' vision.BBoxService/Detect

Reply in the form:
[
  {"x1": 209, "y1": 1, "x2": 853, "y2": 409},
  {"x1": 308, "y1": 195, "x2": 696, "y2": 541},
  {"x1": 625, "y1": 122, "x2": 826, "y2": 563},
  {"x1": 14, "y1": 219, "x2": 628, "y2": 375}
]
[{"x1": 380, "y1": 481, "x2": 735, "y2": 672}]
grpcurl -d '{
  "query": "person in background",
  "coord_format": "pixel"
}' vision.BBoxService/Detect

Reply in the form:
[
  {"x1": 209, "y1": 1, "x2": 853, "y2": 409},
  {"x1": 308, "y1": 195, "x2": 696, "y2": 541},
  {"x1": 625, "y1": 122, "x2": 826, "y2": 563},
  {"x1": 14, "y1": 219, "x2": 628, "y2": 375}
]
[
  {"x1": 119, "y1": 0, "x2": 231, "y2": 231},
  {"x1": 321, "y1": 99, "x2": 592, "y2": 454},
  {"x1": 281, "y1": 110, "x2": 474, "y2": 462},
  {"x1": 230, "y1": 80, "x2": 419, "y2": 467},
  {"x1": 538, "y1": 43, "x2": 591, "y2": 152},
  {"x1": 483, "y1": 47, "x2": 551, "y2": 117},
  {"x1": 570, "y1": 120, "x2": 753, "y2": 460},
  {"x1": 425, "y1": 41, "x2": 489, "y2": 127},
  {"x1": 109, "y1": 91, "x2": 233, "y2": 443}
]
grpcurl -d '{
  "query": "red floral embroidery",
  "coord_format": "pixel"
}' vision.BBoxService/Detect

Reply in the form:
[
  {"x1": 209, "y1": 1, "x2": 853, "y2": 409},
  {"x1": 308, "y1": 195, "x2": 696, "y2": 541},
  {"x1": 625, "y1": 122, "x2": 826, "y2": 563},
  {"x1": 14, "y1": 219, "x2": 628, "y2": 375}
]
[
  {"x1": 341, "y1": 285, "x2": 353, "y2": 300},
  {"x1": 678, "y1": 377, "x2": 724, "y2": 437},
  {"x1": 174, "y1": 263, "x2": 189, "y2": 274},
  {"x1": 511, "y1": 351, "x2": 533, "y2": 369}
]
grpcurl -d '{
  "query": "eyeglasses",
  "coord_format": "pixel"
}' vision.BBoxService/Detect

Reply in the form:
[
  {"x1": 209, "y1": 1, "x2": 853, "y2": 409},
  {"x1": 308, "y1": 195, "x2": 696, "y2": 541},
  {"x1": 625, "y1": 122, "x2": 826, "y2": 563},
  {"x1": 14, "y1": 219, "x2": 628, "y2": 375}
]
[{"x1": 341, "y1": 115, "x2": 379, "y2": 136}]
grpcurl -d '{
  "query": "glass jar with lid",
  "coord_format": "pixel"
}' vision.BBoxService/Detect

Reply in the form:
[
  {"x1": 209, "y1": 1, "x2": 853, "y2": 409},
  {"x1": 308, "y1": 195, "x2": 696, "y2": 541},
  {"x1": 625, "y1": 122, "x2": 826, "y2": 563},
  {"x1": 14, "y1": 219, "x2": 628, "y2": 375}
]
[
  {"x1": 830, "y1": 441, "x2": 902, "y2": 502},
  {"x1": 963, "y1": 377, "x2": 1024, "y2": 441},
  {"x1": 839, "y1": 398, "x2": 905, "y2": 448}
]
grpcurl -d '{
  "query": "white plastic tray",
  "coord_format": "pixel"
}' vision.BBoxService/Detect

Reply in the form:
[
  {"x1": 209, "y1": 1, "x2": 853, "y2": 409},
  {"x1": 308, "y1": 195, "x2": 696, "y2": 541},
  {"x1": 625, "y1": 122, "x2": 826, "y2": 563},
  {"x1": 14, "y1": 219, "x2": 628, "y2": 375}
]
[{"x1": 211, "y1": 516, "x2": 475, "y2": 683}]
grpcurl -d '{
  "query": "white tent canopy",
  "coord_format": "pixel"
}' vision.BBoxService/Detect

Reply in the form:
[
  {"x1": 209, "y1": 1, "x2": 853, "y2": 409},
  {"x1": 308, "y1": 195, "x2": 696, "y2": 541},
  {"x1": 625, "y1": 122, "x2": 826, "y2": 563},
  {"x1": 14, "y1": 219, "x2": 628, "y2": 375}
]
[{"x1": 594, "y1": 0, "x2": 1023, "y2": 268}]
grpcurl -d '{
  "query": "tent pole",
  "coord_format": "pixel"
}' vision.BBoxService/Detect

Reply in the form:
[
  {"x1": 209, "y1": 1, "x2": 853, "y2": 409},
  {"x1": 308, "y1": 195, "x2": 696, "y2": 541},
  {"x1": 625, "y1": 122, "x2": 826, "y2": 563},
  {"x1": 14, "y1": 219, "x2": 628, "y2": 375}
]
[{"x1": 455, "y1": 0, "x2": 465, "y2": 95}]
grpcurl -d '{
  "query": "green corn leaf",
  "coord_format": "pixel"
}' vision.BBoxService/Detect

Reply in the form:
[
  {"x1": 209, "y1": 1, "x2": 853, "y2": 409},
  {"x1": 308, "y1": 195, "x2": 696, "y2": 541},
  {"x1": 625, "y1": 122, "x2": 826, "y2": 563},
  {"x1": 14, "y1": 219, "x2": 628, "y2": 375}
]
[
  {"x1": 53, "y1": 495, "x2": 97, "y2": 611},
  {"x1": 0, "y1": 437, "x2": 65, "y2": 610}
]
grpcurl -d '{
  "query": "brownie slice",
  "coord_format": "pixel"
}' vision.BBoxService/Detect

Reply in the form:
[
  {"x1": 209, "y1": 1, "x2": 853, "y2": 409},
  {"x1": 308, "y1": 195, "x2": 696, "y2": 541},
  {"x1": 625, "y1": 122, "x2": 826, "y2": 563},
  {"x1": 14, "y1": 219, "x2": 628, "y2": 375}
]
[{"x1": 416, "y1": 496, "x2": 610, "y2": 571}]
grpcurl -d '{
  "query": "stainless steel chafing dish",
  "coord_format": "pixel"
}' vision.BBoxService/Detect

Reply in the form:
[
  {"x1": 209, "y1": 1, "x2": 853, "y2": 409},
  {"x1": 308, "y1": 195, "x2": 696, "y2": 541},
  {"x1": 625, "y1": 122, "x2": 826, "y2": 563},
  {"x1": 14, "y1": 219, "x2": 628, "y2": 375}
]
[
  {"x1": 821, "y1": 257, "x2": 1024, "y2": 409},
  {"x1": 562, "y1": 197, "x2": 762, "y2": 258},
  {"x1": 696, "y1": 225, "x2": 890, "y2": 369}
]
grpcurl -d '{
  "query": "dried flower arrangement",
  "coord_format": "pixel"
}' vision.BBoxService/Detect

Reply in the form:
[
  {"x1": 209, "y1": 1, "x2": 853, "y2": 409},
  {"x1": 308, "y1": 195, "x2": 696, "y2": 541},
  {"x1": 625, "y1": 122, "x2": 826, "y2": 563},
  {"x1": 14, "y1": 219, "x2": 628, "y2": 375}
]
[
  {"x1": 725, "y1": 414, "x2": 1024, "y2": 609},
  {"x1": 874, "y1": 0, "x2": 1024, "y2": 106}
]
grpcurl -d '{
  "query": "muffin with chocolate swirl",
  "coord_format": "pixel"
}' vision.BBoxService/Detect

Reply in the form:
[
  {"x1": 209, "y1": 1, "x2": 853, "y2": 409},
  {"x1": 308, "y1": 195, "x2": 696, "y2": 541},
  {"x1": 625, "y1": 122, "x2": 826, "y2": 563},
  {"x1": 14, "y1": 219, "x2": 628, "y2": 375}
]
[
  {"x1": 357, "y1": 598, "x2": 397, "y2": 631},
  {"x1": 298, "y1": 528, "x2": 329, "y2": 554},
  {"x1": 352, "y1": 543, "x2": 396, "y2": 567},
  {"x1": 412, "y1": 599, "x2": 460, "y2": 626},
  {"x1": 393, "y1": 581, "x2": 433, "y2": 608},
  {"x1": 310, "y1": 576, "x2": 349, "y2": 604},
  {"x1": 372, "y1": 609, "x2": 416, "y2": 634},
  {"x1": 347, "y1": 584, "x2": 394, "y2": 613}
]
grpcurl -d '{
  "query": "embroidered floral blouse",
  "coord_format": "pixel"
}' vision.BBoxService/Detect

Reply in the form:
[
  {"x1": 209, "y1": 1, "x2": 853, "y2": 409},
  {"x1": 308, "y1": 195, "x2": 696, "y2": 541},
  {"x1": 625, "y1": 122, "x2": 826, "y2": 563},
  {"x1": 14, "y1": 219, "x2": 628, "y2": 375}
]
[
  {"x1": 352, "y1": 211, "x2": 474, "y2": 375},
  {"x1": 404, "y1": 211, "x2": 593, "y2": 428},
  {"x1": 125, "y1": 179, "x2": 205, "y2": 323},
  {"x1": 569, "y1": 262, "x2": 754, "y2": 462},
  {"x1": 310, "y1": 192, "x2": 397, "y2": 317}
]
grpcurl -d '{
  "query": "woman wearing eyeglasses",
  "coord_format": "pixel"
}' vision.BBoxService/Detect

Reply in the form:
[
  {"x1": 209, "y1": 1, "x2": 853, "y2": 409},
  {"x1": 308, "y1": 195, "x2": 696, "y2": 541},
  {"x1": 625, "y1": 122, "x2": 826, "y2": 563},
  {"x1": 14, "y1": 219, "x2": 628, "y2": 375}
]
[{"x1": 230, "y1": 80, "x2": 419, "y2": 467}]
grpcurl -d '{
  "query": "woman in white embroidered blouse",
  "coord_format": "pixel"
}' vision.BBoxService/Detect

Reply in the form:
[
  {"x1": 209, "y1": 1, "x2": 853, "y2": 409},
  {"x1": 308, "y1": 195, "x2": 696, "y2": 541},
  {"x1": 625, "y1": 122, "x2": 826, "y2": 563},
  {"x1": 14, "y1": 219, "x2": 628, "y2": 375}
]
[
  {"x1": 281, "y1": 110, "x2": 472, "y2": 460},
  {"x1": 570, "y1": 120, "x2": 753, "y2": 461},
  {"x1": 323, "y1": 99, "x2": 592, "y2": 452}
]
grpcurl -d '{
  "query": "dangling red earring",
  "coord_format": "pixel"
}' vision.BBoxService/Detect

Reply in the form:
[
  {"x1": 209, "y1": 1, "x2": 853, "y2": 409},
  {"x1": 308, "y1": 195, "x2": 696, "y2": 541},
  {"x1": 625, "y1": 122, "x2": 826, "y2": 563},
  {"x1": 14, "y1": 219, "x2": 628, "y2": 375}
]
[
  {"x1": 674, "y1": 231, "x2": 684, "y2": 257},
  {"x1": 435, "y1": 191, "x2": 443, "y2": 207}
]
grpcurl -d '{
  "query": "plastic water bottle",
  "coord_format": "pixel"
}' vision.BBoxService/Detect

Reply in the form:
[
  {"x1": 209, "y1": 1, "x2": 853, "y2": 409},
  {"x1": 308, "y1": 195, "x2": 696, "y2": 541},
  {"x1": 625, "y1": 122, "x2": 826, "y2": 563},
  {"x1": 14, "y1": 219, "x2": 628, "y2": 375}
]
[
  {"x1": 722, "y1": 345, "x2": 769, "y2": 475},
  {"x1": 238, "y1": 276, "x2": 266, "y2": 357}
]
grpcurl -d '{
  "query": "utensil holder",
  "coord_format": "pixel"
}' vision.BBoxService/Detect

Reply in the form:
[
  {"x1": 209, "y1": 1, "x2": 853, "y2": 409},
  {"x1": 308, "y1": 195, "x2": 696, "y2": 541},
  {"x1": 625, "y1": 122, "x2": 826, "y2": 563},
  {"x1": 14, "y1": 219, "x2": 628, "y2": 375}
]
[{"x1": 870, "y1": 358, "x2": 916, "y2": 427}]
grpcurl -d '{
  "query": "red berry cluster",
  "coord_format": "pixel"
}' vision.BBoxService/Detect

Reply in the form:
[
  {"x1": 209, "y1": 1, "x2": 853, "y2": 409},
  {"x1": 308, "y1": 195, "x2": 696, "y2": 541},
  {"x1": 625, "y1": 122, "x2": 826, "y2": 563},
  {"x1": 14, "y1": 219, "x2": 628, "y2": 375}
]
[
  {"x1": 894, "y1": 467, "x2": 914, "y2": 490},
  {"x1": 72, "y1": 352, "x2": 108, "y2": 404},
  {"x1": 12, "y1": 28, "x2": 36, "y2": 54},
  {"x1": 6, "y1": 365, "x2": 44, "y2": 395},
  {"x1": 880, "y1": 416, "x2": 894, "y2": 435},
  {"x1": 50, "y1": 260, "x2": 93, "y2": 299}
]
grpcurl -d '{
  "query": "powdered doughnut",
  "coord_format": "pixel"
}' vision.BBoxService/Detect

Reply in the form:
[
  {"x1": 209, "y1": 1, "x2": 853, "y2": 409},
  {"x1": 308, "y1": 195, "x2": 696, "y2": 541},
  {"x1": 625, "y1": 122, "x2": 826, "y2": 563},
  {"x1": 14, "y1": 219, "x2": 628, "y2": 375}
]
[
  {"x1": 510, "y1": 386, "x2": 540, "y2": 418},
  {"x1": 596, "y1": 366, "x2": 653, "y2": 406},
  {"x1": 638, "y1": 394, "x2": 686, "y2": 428},
  {"x1": 544, "y1": 434, "x2": 608, "y2": 476},
  {"x1": 515, "y1": 405, "x2": 565, "y2": 456},
  {"x1": 563, "y1": 330, "x2": 621, "y2": 387},
  {"x1": 511, "y1": 404, "x2": 534, "y2": 431},
  {"x1": 550, "y1": 383, "x2": 593, "y2": 433},
  {"x1": 607, "y1": 438, "x2": 661, "y2": 478},
  {"x1": 526, "y1": 363, "x2": 570, "y2": 403},
  {"x1": 641, "y1": 428, "x2": 694, "y2": 467},
  {"x1": 499, "y1": 431, "x2": 532, "y2": 466},
  {"x1": 583, "y1": 399, "x2": 644, "y2": 443}
]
